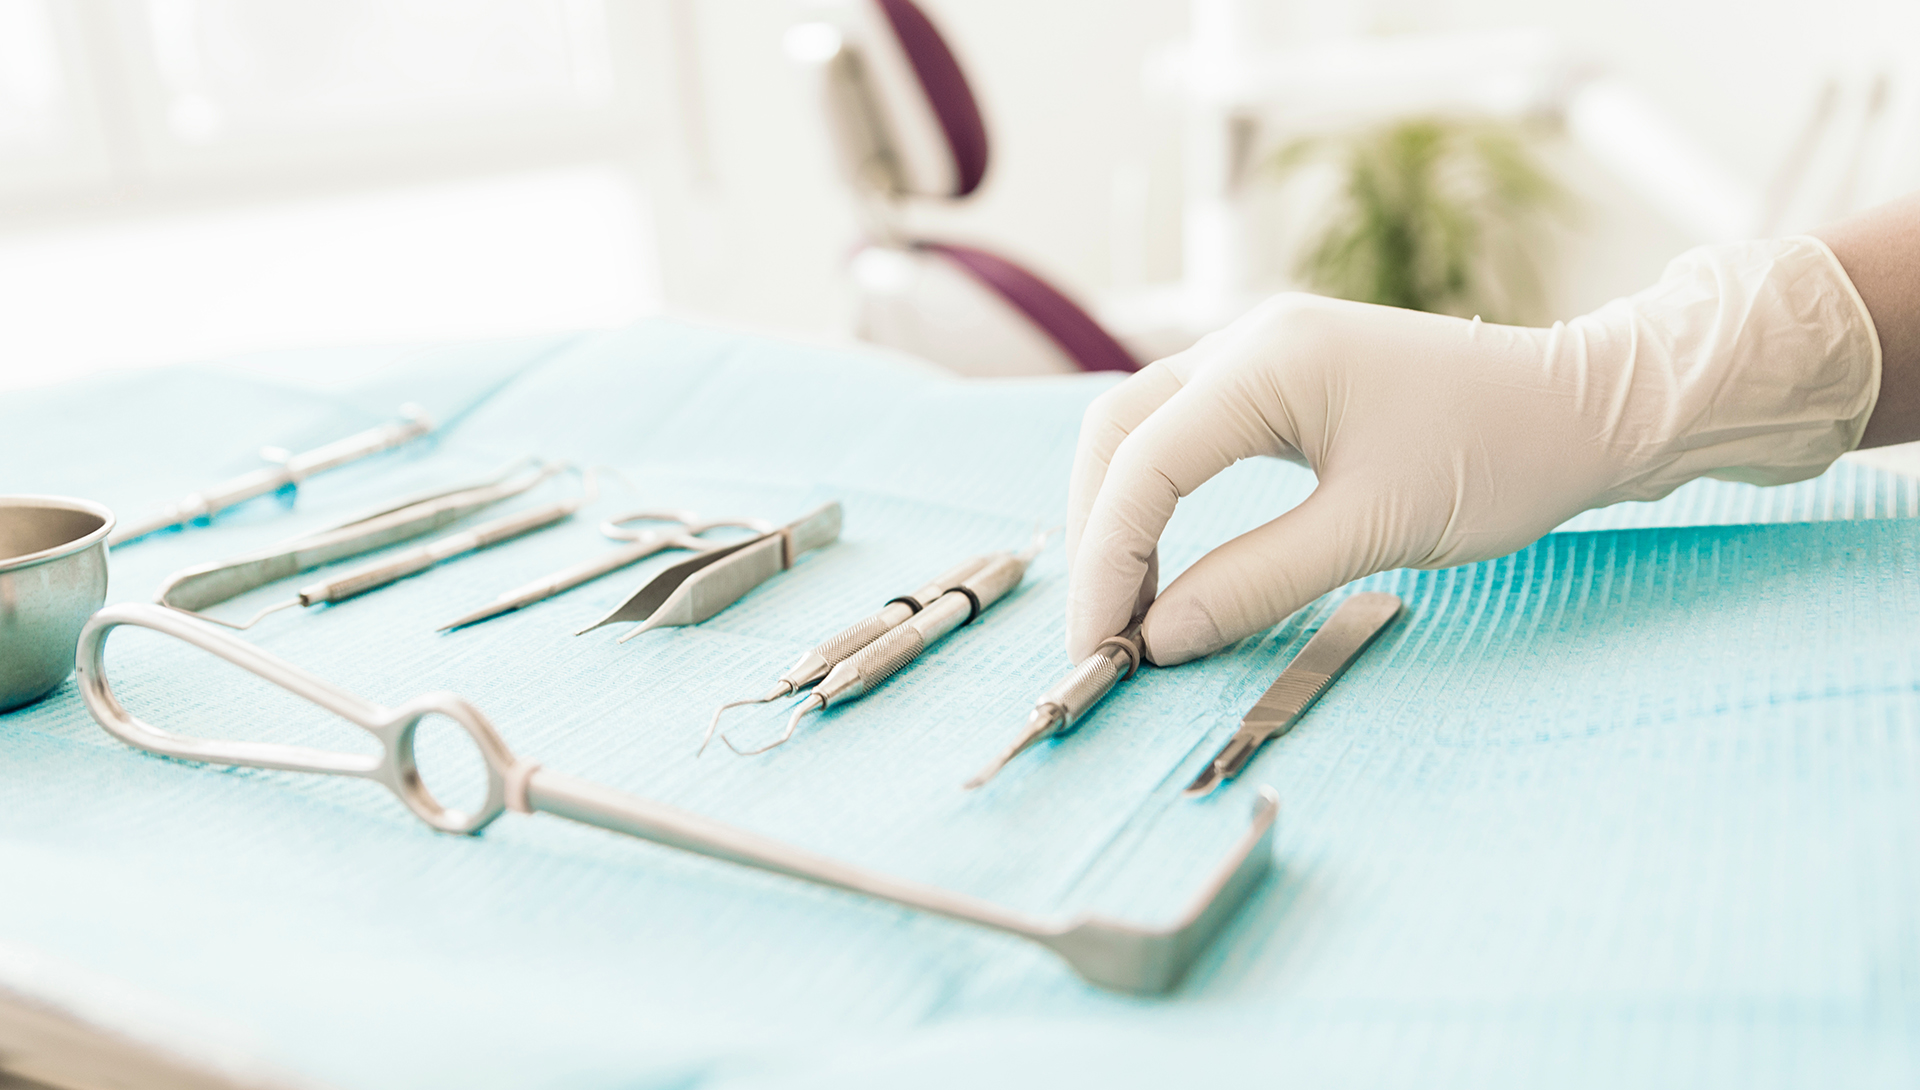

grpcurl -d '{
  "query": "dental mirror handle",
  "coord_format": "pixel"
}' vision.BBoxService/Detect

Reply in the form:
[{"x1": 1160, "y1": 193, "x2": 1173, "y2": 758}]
[
  {"x1": 295, "y1": 500, "x2": 577, "y2": 606},
  {"x1": 110, "y1": 411, "x2": 433, "y2": 545}
]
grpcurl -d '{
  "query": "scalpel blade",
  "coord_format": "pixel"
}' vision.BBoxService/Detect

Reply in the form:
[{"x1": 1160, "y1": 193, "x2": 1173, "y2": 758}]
[{"x1": 1184, "y1": 592, "x2": 1402, "y2": 798}]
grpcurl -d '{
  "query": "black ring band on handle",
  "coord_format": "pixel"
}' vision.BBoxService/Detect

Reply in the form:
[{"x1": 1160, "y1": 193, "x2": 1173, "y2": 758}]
[{"x1": 954, "y1": 586, "x2": 983, "y2": 624}]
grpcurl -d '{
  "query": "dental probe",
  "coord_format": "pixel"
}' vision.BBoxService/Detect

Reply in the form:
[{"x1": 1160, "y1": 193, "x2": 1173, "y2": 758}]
[
  {"x1": 110, "y1": 408, "x2": 433, "y2": 546},
  {"x1": 699, "y1": 553, "x2": 997, "y2": 754},
  {"x1": 964, "y1": 621, "x2": 1144, "y2": 789},
  {"x1": 242, "y1": 468, "x2": 586, "y2": 625},
  {"x1": 725, "y1": 537, "x2": 1050, "y2": 756},
  {"x1": 1184, "y1": 592, "x2": 1402, "y2": 798}
]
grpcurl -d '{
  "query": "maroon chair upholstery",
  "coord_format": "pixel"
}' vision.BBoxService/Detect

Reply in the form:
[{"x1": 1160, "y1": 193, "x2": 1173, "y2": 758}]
[{"x1": 920, "y1": 242, "x2": 1142, "y2": 373}]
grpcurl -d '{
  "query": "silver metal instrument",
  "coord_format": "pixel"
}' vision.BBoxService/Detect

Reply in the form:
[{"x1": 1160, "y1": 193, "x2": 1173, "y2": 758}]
[
  {"x1": 699, "y1": 553, "x2": 996, "y2": 754},
  {"x1": 156, "y1": 461, "x2": 562, "y2": 629},
  {"x1": 439, "y1": 508, "x2": 774, "y2": 631},
  {"x1": 965, "y1": 620, "x2": 1145, "y2": 789},
  {"x1": 577, "y1": 502, "x2": 843, "y2": 642},
  {"x1": 725, "y1": 535, "x2": 1046, "y2": 757},
  {"x1": 108, "y1": 410, "x2": 433, "y2": 546},
  {"x1": 74, "y1": 602, "x2": 1276, "y2": 993},
  {"x1": 1184, "y1": 592, "x2": 1402, "y2": 798}
]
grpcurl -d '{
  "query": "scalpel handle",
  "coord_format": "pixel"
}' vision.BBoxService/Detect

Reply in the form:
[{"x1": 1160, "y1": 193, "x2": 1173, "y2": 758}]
[{"x1": 1184, "y1": 592, "x2": 1402, "y2": 798}]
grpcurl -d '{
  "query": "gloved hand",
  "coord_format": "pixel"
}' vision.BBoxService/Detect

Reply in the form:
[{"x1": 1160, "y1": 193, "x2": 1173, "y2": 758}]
[{"x1": 1066, "y1": 236, "x2": 1882, "y2": 665}]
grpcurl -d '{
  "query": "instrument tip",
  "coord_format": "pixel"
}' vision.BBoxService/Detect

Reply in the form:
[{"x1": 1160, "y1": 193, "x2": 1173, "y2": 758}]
[
  {"x1": 439, "y1": 602, "x2": 510, "y2": 632},
  {"x1": 1182, "y1": 765, "x2": 1224, "y2": 798},
  {"x1": 961, "y1": 762, "x2": 1003, "y2": 791},
  {"x1": 962, "y1": 707, "x2": 1063, "y2": 790},
  {"x1": 723, "y1": 693, "x2": 821, "y2": 757},
  {"x1": 615, "y1": 617, "x2": 663, "y2": 644},
  {"x1": 698, "y1": 684, "x2": 794, "y2": 756}
]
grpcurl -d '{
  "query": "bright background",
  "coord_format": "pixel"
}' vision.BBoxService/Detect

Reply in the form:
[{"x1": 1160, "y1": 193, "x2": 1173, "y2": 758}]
[{"x1": 1, "y1": 0, "x2": 1916, "y2": 392}]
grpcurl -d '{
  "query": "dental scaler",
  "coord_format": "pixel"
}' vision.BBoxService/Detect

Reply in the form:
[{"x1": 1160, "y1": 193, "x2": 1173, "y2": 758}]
[
  {"x1": 699, "y1": 553, "x2": 994, "y2": 753},
  {"x1": 964, "y1": 620, "x2": 1145, "y2": 789},
  {"x1": 724, "y1": 535, "x2": 1050, "y2": 756}
]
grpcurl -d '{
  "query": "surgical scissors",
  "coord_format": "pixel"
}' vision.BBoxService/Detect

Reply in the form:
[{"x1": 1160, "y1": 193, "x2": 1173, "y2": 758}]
[
  {"x1": 438, "y1": 509, "x2": 772, "y2": 631},
  {"x1": 75, "y1": 602, "x2": 1276, "y2": 994}
]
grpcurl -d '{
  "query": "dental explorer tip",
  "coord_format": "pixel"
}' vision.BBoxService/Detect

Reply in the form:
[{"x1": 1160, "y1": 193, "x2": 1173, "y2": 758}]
[
  {"x1": 438, "y1": 601, "x2": 512, "y2": 632},
  {"x1": 698, "y1": 683, "x2": 795, "y2": 756},
  {"x1": 723, "y1": 693, "x2": 822, "y2": 757},
  {"x1": 964, "y1": 706, "x2": 1065, "y2": 790}
]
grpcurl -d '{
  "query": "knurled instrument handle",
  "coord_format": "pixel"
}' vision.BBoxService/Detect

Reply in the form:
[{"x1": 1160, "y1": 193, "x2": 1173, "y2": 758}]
[
  {"x1": 818, "y1": 608, "x2": 907, "y2": 666},
  {"x1": 837, "y1": 622, "x2": 928, "y2": 699}
]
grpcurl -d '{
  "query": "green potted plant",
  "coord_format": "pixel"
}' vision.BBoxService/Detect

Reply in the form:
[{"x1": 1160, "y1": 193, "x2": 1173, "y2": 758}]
[{"x1": 1270, "y1": 117, "x2": 1570, "y2": 322}]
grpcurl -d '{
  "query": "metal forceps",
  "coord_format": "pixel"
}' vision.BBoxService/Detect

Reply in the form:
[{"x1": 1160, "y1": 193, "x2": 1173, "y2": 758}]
[
  {"x1": 156, "y1": 460, "x2": 565, "y2": 629},
  {"x1": 439, "y1": 509, "x2": 771, "y2": 631},
  {"x1": 75, "y1": 602, "x2": 1278, "y2": 994}
]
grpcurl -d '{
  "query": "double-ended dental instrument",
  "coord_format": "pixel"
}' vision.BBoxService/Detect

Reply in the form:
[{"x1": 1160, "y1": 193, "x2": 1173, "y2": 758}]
[
  {"x1": 700, "y1": 553, "x2": 997, "y2": 753},
  {"x1": 965, "y1": 619, "x2": 1145, "y2": 789},
  {"x1": 110, "y1": 408, "x2": 434, "y2": 546},
  {"x1": 725, "y1": 532, "x2": 1051, "y2": 756},
  {"x1": 1184, "y1": 592, "x2": 1402, "y2": 798},
  {"x1": 156, "y1": 460, "x2": 565, "y2": 629},
  {"x1": 76, "y1": 602, "x2": 1276, "y2": 993},
  {"x1": 440, "y1": 508, "x2": 776, "y2": 632},
  {"x1": 576, "y1": 502, "x2": 842, "y2": 642}
]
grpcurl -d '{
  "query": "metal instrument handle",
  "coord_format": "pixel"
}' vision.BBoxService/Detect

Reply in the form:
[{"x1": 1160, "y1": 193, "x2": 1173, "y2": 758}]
[
  {"x1": 157, "y1": 464, "x2": 555, "y2": 616},
  {"x1": 1045, "y1": 651, "x2": 1126, "y2": 727},
  {"x1": 781, "y1": 502, "x2": 843, "y2": 565},
  {"x1": 75, "y1": 603, "x2": 513, "y2": 834},
  {"x1": 109, "y1": 413, "x2": 433, "y2": 545}
]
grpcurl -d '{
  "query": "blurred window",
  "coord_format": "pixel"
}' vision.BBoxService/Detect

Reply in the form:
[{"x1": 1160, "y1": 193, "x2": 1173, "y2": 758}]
[
  {"x1": 0, "y1": 0, "x2": 68, "y2": 160},
  {"x1": 144, "y1": 0, "x2": 614, "y2": 143}
]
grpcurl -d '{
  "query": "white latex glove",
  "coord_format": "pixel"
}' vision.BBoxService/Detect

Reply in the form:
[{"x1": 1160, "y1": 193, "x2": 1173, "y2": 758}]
[{"x1": 1067, "y1": 236, "x2": 1882, "y2": 665}]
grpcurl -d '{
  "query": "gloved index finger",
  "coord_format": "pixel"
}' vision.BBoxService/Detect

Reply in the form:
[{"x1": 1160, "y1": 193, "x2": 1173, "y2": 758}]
[
  {"x1": 1067, "y1": 357, "x2": 1297, "y2": 659},
  {"x1": 1065, "y1": 357, "x2": 1191, "y2": 575}
]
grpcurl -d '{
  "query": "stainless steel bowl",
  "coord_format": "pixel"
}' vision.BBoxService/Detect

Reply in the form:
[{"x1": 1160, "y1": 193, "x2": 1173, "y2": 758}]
[{"x1": 1, "y1": 495, "x2": 113, "y2": 712}]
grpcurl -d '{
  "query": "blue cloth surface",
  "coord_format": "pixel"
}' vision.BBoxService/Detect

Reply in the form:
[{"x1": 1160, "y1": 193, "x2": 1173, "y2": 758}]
[{"x1": 2, "y1": 321, "x2": 1918, "y2": 1089}]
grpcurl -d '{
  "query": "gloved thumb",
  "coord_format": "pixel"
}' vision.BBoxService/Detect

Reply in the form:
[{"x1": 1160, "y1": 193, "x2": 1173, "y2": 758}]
[{"x1": 1140, "y1": 485, "x2": 1387, "y2": 665}]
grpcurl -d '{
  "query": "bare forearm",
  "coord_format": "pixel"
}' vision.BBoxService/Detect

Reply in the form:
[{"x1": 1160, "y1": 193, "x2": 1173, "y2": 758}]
[{"x1": 1814, "y1": 191, "x2": 1920, "y2": 448}]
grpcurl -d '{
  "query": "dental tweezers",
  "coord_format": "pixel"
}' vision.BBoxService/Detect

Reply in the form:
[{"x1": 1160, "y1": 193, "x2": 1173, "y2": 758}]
[
  {"x1": 75, "y1": 602, "x2": 1277, "y2": 994},
  {"x1": 577, "y1": 502, "x2": 843, "y2": 641}
]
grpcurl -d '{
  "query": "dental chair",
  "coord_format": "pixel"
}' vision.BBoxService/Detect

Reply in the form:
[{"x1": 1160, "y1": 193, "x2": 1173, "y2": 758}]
[{"x1": 786, "y1": 0, "x2": 1142, "y2": 377}]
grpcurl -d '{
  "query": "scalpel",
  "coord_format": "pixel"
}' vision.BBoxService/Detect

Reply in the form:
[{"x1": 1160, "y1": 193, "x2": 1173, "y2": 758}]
[{"x1": 1184, "y1": 592, "x2": 1402, "y2": 798}]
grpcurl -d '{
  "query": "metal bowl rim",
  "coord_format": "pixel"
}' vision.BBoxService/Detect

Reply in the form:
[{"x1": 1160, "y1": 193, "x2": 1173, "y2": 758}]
[{"x1": 0, "y1": 494, "x2": 116, "y2": 574}]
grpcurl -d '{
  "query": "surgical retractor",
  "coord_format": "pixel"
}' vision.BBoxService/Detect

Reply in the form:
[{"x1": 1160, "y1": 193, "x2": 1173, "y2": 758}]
[
  {"x1": 699, "y1": 553, "x2": 995, "y2": 753},
  {"x1": 725, "y1": 538, "x2": 1048, "y2": 756},
  {"x1": 964, "y1": 620, "x2": 1145, "y2": 789}
]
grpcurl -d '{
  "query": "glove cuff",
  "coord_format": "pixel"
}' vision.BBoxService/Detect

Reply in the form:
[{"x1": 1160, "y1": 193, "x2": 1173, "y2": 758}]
[{"x1": 1595, "y1": 234, "x2": 1882, "y2": 499}]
